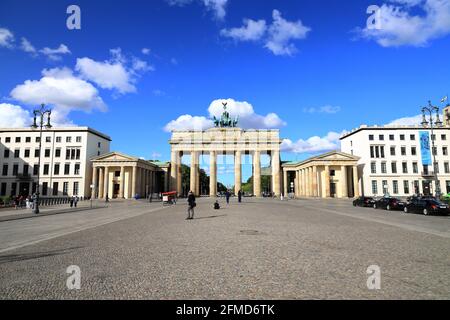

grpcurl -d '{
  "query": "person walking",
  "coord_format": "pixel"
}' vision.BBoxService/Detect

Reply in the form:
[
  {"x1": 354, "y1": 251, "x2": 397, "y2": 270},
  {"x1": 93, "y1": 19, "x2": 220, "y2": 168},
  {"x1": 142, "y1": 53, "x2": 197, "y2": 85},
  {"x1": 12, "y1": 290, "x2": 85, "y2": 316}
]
[
  {"x1": 74, "y1": 196, "x2": 78, "y2": 208},
  {"x1": 187, "y1": 191, "x2": 196, "y2": 220},
  {"x1": 238, "y1": 190, "x2": 242, "y2": 203},
  {"x1": 105, "y1": 193, "x2": 109, "y2": 203},
  {"x1": 225, "y1": 190, "x2": 231, "y2": 204}
]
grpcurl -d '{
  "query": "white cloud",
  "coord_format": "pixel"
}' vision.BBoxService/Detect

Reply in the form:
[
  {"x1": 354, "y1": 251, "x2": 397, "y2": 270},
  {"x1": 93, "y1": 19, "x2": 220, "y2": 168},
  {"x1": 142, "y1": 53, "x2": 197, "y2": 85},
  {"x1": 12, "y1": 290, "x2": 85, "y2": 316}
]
[
  {"x1": 75, "y1": 48, "x2": 152, "y2": 94},
  {"x1": 142, "y1": 48, "x2": 151, "y2": 55},
  {"x1": 164, "y1": 114, "x2": 214, "y2": 131},
  {"x1": 39, "y1": 44, "x2": 71, "y2": 61},
  {"x1": 281, "y1": 131, "x2": 344, "y2": 154},
  {"x1": 221, "y1": 19, "x2": 267, "y2": 41},
  {"x1": 166, "y1": 0, "x2": 228, "y2": 20},
  {"x1": 0, "y1": 103, "x2": 31, "y2": 128},
  {"x1": 303, "y1": 105, "x2": 341, "y2": 114},
  {"x1": 20, "y1": 37, "x2": 36, "y2": 54},
  {"x1": 164, "y1": 98, "x2": 286, "y2": 132},
  {"x1": 10, "y1": 67, "x2": 106, "y2": 125},
  {"x1": 387, "y1": 114, "x2": 423, "y2": 125},
  {"x1": 0, "y1": 27, "x2": 14, "y2": 48},
  {"x1": 358, "y1": 0, "x2": 450, "y2": 47},
  {"x1": 220, "y1": 10, "x2": 311, "y2": 56},
  {"x1": 208, "y1": 98, "x2": 286, "y2": 129}
]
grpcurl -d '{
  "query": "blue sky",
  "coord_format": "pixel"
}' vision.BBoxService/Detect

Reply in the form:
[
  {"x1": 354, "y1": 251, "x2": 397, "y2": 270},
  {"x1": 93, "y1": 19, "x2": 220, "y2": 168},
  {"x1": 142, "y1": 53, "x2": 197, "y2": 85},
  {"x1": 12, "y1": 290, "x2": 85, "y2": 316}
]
[{"x1": 1, "y1": 0, "x2": 450, "y2": 185}]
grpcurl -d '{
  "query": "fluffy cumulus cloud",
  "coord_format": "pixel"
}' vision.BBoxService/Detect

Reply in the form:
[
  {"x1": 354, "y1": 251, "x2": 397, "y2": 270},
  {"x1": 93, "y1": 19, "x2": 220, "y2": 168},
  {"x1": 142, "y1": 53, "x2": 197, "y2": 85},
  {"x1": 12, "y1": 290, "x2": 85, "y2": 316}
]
[
  {"x1": 0, "y1": 103, "x2": 31, "y2": 128},
  {"x1": 386, "y1": 114, "x2": 423, "y2": 125},
  {"x1": 221, "y1": 10, "x2": 310, "y2": 56},
  {"x1": 0, "y1": 27, "x2": 14, "y2": 48},
  {"x1": 10, "y1": 67, "x2": 106, "y2": 125},
  {"x1": 20, "y1": 37, "x2": 36, "y2": 54},
  {"x1": 358, "y1": 0, "x2": 450, "y2": 47},
  {"x1": 281, "y1": 131, "x2": 345, "y2": 154},
  {"x1": 39, "y1": 44, "x2": 71, "y2": 61},
  {"x1": 166, "y1": 0, "x2": 228, "y2": 20},
  {"x1": 303, "y1": 105, "x2": 341, "y2": 114},
  {"x1": 75, "y1": 48, "x2": 152, "y2": 94},
  {"x1": 164, "y1": 98, "x2": 286, "y2": 132}
]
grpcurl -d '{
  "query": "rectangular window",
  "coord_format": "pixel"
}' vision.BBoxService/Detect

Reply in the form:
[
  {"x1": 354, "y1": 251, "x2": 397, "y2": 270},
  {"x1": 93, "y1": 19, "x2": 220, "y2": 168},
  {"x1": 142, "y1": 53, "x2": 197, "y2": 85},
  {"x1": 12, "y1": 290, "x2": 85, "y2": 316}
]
[
  {"x1": 400, "y1": 134, "x2": 405, "y2": 141},
  {"x1": 379, "y1": 135, "x2": 384, "y2": 141},
  {"x1": 76, "y1": 149, "x2": 80, "y2": 160},
  {"x1": 11, "y1": 183, "x2": 17, "y2": 196},
  {"x1": 393, "y1": 180, "x2": 399, "y2": 194},
  {"x1": 5, "y1": 137, "x2": 10, "y2": 143},
  {"x1": 42, "y1": 182, "x2": 48, "y2": 196},
  {"x1": 404, "y1": 181, "x2": 410, "y2": 195},
  {"x1": 24, "y1": 149, "x2": 30, "y2": 158},
  {"x1": 76, "y1": 136, "x2": 81, "y2": 143},
  {"x1": 33, "y1": 165, "x2": 39, "y2": 175},
  {"x1": 414, "y1": 180, "x2": 420, "y2": 194},
  {"x1": 23, "y1": 165, "x2": 29, "y2": 176},
  {"x1": 0, "y1": 183, "x2": 6, "y2": 196},
  {"x1": 402, "y1": 162, "x2": 408, "y2": 174},
  {"x1": 56, "y1": 136, "x2": 61, "y2": 143},
  {"x1": 411, "y1": 147, "x2": 417, "y2": 156},
  {"x1": 64, "y1": 164, "x2": 70, "y2": 175},
  {"x1": 443, "y1": 147, "x2": 448, "y2": 156},
  {"x1": 71, "y1": 149, "x2": 75, "y2": 160},
  {"x1": 36, "y1": 137, "x2": 40, "y2": 143},
  {"x1": 35, "y1": 149, "x2": 40, "y2": 158},
  {"x1": 2, "y1": 164, "x2": 8, "y2": 176},
  {"x1": 369, "y1": 135, "x2": 374, "y2": 141},
  {"x1": 46, "y1": 136, "x2": 51, "y2": 143},
  {"x1": 391, "y1": 162, "x2": 397, "y2": 174},
  {"x1": 3, "y1": 149, "x2": 9, "y2": 158},
  {"x1": 12, "y1": 164, "x2": 18, "y2": 176},
  {"x1": 390, "y1": 146, "x2": 396, "y2": 156},
  {"x1": 370, "y1": 146, "x2": 374, "y2": 158},
  {"x1": 73, "y1": 182, "x2": 79, "y2": 196},
  {"x1": 441, "y1": 134, "x2": 447, "y2": 141},
  {"x1": 431, "y1": 134, "x2": 436, "y2": 141},
  {"x1": 43, "y1": 164, "x2": 49, "y2": 175},
  {"x1": 432, "y1": 147, "x2": 437, "y2": 156},
  {"x1": 25, "y1": 137, "x2": 31, "y2": 143},
  {"x1": 445, "y1": 162, "x2": 450, "y2": 174},
  {"x1": 401, "y1": 147, "x2": 406, "y2": 156},
  {"x1": 55, "y1": 148, "x2": 61, "y2": 158},
  {"x1": 413, "y1": 162, "x2": 418, "y2": 174},
  {"x1": 382, "y1": 180, "x2": 388, "y2": 194},
  {"x1": 74, "y1": 163, "x2": 80, "y2": 175},
  {"x1": 66, "y1": 149, "x2": 70, "y2": 160},
  {"x1": 371, "y1": 162, "x2": 376, "y2": 174},
  {"x1": 380, "y1": 146, "x2": 385, "y2": 158},
  {"x1": 372, "y1": 180, "x2": 378, "y2": 195},
  {"x1": 381, "y1": 162, "x2": 387, "y2": 174},
  {"x1": 410, "y1": 134, "x2": 415, "y2": 141},
  {"x1": 63, "y1": 182, "x2": 69, "y2": 196},
  {"x1": 52, "y1": 182, "x2": 58, "y2": 196},
  {"x1": 389, "y1": 135, "x2": 394, "y2": 141},
  {"x1": 375, "y1": 146, "x2": 380, "y2": 158},
  {"x1": 15, "y1": 137, "x2": 21, "y2": 143},
  {"x1": 66, "y1": 136, "x2": 72, "y2": 143},
  {"x1": 14, "y1": 149, "x2": 20, "y2": 158},
  {"x1": 44, "y1": 149, "x2": 50, "y2": 157},
  {"x1": 54, "y1": 164, "x2": 60, "y2": 175}
]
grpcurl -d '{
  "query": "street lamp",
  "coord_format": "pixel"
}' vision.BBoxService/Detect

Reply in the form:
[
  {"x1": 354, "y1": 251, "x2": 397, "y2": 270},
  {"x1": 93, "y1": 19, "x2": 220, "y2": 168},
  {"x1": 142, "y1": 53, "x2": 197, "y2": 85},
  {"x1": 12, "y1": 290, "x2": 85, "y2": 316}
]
[
  {"x1": 421, "y1": 101, "x2": 442, "y2": 198},
  {"x1": 31, "y1": 104, "x2": 52, "y2": 214}
]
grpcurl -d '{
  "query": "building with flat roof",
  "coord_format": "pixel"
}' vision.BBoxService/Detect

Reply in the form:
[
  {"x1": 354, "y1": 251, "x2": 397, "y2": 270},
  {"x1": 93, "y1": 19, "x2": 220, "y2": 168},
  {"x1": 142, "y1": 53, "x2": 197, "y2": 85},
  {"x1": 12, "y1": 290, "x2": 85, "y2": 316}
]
[{"x1": 0, "y1": 127, "x2": 111, "y2": 198}]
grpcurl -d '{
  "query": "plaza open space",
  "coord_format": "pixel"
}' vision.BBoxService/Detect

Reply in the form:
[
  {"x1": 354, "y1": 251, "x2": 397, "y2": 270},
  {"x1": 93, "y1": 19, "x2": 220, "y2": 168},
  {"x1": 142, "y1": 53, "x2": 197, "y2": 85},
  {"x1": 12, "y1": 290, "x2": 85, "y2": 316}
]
[{"x1": 0, "y1": 197, "x2": 449, "y2": 300}]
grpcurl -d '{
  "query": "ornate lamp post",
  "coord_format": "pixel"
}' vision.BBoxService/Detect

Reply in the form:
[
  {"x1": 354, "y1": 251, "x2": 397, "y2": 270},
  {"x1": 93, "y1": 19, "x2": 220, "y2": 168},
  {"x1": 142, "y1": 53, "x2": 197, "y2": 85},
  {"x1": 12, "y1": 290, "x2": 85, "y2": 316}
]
[
  {"x1": 421, "y1": 101, "x2": 442, "y2": 198},
  {"x1": 31, "y1": 104, "x2": 52, "y2": 214}
]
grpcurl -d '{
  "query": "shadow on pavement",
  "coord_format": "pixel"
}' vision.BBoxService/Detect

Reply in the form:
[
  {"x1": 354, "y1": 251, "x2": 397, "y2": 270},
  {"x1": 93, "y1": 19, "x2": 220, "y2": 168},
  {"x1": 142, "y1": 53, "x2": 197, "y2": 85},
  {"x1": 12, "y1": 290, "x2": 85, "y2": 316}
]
[{"x1": 0, "y1": 246, "x2": 83, "y2": 264}]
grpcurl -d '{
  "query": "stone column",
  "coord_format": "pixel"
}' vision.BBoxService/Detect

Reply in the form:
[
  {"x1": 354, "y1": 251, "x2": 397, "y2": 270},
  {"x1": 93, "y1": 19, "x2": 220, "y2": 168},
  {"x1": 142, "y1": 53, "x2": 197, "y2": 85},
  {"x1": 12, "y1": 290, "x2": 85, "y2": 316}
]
[
  {"x1": 253, "y1": 151, "x2": 261, "y2": 197},
  {"x1": 103, "y1": 166, "x2": 109, "y2": 199},
  {"x1": 120, "y1": 166, "x2": 125, "y2": 198},
  {"x1": 132, "y1": 166, "x2": 137, "y2": 198},
  {"x1": 210, "y1": 151, "x2": 217, "y2": 197},
  {"x1": 341, "y1": 166, "x2": 348, "y2": 198},
  {"x1": 324, "y1": 165, "x2": 330, "y2": 198},
  {"x1": 353, "y1": 166, "x2": 360, "y2": 198},
  {"x1": 98, "y1": 167, "x2": 104, "y2": 198},
  {"x1": 190, "y1": 151, "x2": 198, "y2": 195},
  {"x1": 283, "y1": 169, "x2": 288, "y2": 197},
  {"x1": 170, "y1": 150, "x2": 179, "y2": 193},
  {"x1": 297, "y1": 170, "x2": 301, "y2": 197},
  {"x1": 195, "y1": 159, "x2": 200, "y2": 196},
  {"x1": 234, "y1": 150, "x2": 242, "y2": 195},
  {"x1": 312, "y1": 166, "x2": 318, "y2": 197},
  {"x1": 92, "y1": 166, "x2": 98, "y2": 199},
  {"x1": 163, "y1": 170, "x2": 168, "y2": 193},
  {"x1": 272, "y1": 150, "x2": 281, "y2": 197}
]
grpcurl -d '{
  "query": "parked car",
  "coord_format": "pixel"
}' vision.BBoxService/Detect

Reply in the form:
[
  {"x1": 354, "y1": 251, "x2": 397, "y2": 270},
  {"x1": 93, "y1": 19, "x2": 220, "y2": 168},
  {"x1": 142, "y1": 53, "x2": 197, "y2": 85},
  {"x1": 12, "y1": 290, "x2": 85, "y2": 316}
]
[
  {"x1": 353, "y1": 196, "x2": 375, "y2": 207},
  {"x1": 404, "y1": 198, "x2": 450, "y2": 216},
  {"x1": 373, "y1": 197, "x2": 406, "y2": 211}
]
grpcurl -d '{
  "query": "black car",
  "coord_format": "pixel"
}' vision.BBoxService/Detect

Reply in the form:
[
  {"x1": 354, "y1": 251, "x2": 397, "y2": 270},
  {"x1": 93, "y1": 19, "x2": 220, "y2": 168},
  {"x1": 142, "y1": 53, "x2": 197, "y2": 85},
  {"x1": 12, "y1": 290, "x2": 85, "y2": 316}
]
[
  {"x1": 353, "y1": 196, "x2": 375, "y2": 207},
  {"x1": 404, "y1": 198, "x2": 450, "y2": 216},
  {"x1": 373, "y1": 197, "x2": 406, "y2": 211}
]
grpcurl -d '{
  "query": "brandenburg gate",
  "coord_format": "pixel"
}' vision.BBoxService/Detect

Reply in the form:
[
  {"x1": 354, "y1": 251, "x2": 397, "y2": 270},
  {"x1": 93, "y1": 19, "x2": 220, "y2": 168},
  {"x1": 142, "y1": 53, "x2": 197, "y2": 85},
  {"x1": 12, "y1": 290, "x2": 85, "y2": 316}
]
[{"x1": 169, "y1": 105, "x2": 282, "y2": 197}]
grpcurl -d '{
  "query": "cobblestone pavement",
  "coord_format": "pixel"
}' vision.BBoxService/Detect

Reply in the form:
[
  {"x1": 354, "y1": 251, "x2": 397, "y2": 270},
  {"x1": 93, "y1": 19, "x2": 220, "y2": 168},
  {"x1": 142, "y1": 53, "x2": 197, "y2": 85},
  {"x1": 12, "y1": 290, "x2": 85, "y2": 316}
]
[{"x1": 0, "y1": 198, "x2": 449, "y2": 299}]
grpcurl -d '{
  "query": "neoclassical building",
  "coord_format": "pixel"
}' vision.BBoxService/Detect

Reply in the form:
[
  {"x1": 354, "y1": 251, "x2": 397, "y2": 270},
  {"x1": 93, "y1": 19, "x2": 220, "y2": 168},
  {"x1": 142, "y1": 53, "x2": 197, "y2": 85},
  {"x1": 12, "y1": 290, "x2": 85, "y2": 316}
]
[
  {"x1": 282, "y1": 151, "x2": 360, "y2": 198},
  {"x1": 91, "y1": 152, "x2": 169, "y2": 199}
]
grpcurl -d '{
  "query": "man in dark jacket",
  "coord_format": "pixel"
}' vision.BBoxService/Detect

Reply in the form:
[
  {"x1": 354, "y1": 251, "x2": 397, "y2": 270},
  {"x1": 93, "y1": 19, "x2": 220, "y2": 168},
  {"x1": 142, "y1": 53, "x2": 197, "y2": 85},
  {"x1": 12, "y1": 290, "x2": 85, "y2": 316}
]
[
  {"x1": 238, "y1": 190, "x2": 242, "y2": 203},
  {"x1": 187, "y1": 191, "x2": 196, "y2": 220}
]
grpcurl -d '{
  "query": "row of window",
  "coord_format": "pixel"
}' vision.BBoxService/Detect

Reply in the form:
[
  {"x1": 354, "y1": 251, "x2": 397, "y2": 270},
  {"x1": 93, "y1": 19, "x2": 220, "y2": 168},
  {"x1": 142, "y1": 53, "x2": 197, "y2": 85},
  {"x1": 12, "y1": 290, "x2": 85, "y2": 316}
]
[
  {"x1": 2, "y1": 163, "x2": 81, "y2": 176},
  {"x1": 370, "y1": 145, "x2": 449, "y2": 158},
  {"x1": 2, "y1": 147, "x2": 82, "y2": 160},
  {"x1": 0, "y1": 181, "x2": 79, "y2": 197},
  {"x1": 370, "y1": 162, "x2": 450, "y2": 175},
  {"x1": 371, "y1": 180, "x2": 450, "y2": 195},
  {"x1": 368, "y1": 133, "x2": 448, "y2": 142},
  {"x1": 1, "y1": 136, "x2": 83, "y2": 144}
]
